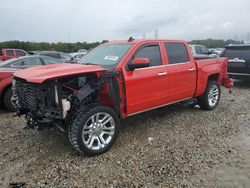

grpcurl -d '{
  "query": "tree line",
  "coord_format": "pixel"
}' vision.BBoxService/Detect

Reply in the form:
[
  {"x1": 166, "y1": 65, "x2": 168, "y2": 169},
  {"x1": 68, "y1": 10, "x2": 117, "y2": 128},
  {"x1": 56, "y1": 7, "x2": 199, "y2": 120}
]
[
  {"x1": 0, "y1": 40, "x2": 108, "y2": 53},
  {"x1": 189, "y1": 38, "x2": 244, "y2": 48},
  {"x1": 0, "y1": 39, "x2": 244, "y2": 52}
]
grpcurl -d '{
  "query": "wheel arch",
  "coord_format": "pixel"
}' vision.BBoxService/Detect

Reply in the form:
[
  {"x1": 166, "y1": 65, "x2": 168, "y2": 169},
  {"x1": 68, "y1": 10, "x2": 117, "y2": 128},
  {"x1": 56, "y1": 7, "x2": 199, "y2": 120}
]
[{"x1": 196, "y1": 72, "x2": 221, "y2": 97}]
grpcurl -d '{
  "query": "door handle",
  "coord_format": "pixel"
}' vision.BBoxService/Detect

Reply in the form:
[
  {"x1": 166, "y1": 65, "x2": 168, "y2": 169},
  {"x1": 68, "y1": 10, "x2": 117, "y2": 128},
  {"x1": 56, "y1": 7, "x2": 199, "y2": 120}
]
[
  {"x1": 158, "y1": 72, "x2": 168, "y2": 76},
  {"x1": 188, "y1": 68, "x2": 196, "y2": 72}
]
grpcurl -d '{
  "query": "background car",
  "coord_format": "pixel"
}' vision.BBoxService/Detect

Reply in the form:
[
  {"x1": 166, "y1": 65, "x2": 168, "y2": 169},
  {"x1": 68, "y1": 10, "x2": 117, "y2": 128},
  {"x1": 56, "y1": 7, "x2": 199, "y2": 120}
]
[
  {"x1": 69, "y1": 52, "x2": 88, "y2": 62},
  {"x1": 29, "y1": 51, "x2": 74, "y2": 63},
  {"x1": 220, "y1": 44, "x2": 250, "y2": 80},
  {"x1": 0, "y1": 55, "x2": 64, "y2": 111},
  {"x1": 190, "y1": 44, "x2": 218, "y2": 59}
]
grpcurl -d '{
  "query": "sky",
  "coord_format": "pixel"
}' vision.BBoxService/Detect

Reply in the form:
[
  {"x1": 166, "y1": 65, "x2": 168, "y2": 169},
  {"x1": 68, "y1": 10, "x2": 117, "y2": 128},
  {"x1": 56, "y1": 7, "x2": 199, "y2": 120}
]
[{"x1": 0, "y1": 0, "x2": 250, "y2": 42}]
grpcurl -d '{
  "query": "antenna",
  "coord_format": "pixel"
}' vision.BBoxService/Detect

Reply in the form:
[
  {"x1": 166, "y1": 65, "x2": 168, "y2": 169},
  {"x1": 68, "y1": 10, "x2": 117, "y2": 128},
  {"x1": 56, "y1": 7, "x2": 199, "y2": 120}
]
[{"x1": 128, "y1": 36, "x2": 134, "y2": 42}]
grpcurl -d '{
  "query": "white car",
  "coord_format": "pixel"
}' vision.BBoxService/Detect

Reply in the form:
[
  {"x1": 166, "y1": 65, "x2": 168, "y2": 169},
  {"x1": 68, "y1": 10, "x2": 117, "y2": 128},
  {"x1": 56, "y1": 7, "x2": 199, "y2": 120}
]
[{"x1": 70, "y1": 52, "x2": 88, "y2": 62}]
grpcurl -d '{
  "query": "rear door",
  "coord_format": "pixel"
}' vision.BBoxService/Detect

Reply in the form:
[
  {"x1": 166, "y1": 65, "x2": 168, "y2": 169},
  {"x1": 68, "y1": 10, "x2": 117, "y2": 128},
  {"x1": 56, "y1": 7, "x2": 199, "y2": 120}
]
[
  {"x1": 124, "y1": 43, "x2": 169, "y2": 115},
  {"x1": 5, "y1": 50, "x2": 15, "y2": 60},
  {"x1": 221, "y1": 46, "x2": 250, "y2": 75},
  {"x1": 164, "y1": 43, "x2": 196, "y2": 102}
]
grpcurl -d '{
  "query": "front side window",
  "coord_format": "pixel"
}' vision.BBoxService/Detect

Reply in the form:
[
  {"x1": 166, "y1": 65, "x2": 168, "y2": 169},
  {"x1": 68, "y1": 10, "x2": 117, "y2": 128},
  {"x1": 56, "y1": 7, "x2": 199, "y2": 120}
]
[
  {"x1": 78, "y1": 44, "x2": 132, "y2": 68},
  {"x1": 42, "y1": 52, "x2": 60, "y2": 59},
  {"x1": 134, "y1": 45, "x2": 162, "y2": 67},
  {"x1": 200, "y1": 46, "x2": 209, "y2": 54},
  {"x1": 6, "y1": 50, "x2": 14, "y2": 56},
  {"x1": 16, "y1": 50, "x2": 26, "y2": 56},
  {"x1": 42, "y1": 57, "x2": 61, "y2": 65},
  {"x1": 165, "y1": 43, "x2": 189, "y2": 64}
]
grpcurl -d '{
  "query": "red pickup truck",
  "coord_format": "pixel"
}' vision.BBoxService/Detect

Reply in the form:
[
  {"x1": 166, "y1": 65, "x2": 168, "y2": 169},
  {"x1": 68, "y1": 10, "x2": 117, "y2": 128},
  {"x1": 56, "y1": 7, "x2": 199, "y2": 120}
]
[
  {"x1": 0, "y1": 49, "x2": 28, "y2": 61},
  {"x1": 13, "y1": 39, "x2": 233, "y2": 156}
]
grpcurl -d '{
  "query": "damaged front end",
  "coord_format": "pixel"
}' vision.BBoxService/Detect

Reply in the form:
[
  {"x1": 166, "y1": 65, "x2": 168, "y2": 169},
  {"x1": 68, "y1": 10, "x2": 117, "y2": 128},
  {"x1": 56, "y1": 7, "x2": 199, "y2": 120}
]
[{"x1": 13, "y1": 71, "x2": 121, "y2": 130}]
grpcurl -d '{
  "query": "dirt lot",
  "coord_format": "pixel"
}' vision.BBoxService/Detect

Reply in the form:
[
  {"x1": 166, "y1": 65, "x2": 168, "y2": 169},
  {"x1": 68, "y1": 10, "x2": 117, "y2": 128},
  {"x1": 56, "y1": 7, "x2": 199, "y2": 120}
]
[{"x1": 0, "y1": 80, "x2": 250, "y2": 188}]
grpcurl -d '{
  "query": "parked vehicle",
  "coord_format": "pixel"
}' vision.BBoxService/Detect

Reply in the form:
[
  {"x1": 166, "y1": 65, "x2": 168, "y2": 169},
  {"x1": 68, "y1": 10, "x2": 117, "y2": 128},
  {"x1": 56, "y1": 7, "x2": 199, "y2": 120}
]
[
  {"x1": 29, "y1": 51, "x2": 73, "y2": 63},
  {"x1": 209, "y1": 48, "x2": 224, "y2": 56},
  {"x1": 69, "y1": 52, "x2": 88, "y2": 62},
  {"x1": 78, "y1": 49, "x2": 88, "y2": 53},
  {"x1": 0, "y1": 49, "x2": 28, "y2": 61},
  {"x1": 190, "y1": 45, "x2": 218, "y2": 59},
  {"x1": 13, "y1": 39, "x2": 233, "y2": 156},
  {"x1": 220, "y1": 44, "x2": 250, "y2": 79},
  {"x1": 0, "y1": 56, "x2": 64, "y2": 111}
]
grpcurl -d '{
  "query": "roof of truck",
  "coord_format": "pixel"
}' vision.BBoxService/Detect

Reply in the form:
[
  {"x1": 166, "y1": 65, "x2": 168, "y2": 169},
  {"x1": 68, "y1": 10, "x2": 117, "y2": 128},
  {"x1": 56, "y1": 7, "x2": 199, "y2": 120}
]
[{"x1": 107, "y1": 39, "x2": 188, "y2": 45}]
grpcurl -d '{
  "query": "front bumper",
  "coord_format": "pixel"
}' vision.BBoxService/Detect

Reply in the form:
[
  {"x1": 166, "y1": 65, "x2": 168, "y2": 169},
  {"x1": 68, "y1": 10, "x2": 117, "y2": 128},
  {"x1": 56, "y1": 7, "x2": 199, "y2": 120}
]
[
  {"x1": 13, "y1": 77, "x2": 64, "y2": 122},
  {"x1": 223, "y1": 77, "x2": 233, "y2": 88}
]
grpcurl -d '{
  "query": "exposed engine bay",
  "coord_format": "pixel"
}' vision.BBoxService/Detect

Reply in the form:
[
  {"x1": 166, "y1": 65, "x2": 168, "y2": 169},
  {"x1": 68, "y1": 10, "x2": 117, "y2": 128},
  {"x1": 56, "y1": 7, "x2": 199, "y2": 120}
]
[{"x1": 12, "y1": 71, "x2": 121, "y2": 129}]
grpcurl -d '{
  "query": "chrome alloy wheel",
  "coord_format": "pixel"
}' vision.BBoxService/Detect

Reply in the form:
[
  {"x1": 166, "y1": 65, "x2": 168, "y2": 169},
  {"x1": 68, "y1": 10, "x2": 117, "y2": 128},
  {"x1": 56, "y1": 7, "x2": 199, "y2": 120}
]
[
  {"x1": 82, "y1": 112, "x2": 115, "y2": 150},
  {"x1": 208, "y1": 85, "x2": 219, "y2": 107}
]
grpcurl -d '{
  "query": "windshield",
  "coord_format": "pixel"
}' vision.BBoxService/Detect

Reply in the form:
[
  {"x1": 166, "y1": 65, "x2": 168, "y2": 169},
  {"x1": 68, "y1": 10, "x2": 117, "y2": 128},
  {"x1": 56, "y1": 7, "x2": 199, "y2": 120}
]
[
  {"x1": 222, "y1": 48, "x2": 250, "y2": 60},
  {"x1": 78, "y1": 44, "x2": 132, "y2": 68}
]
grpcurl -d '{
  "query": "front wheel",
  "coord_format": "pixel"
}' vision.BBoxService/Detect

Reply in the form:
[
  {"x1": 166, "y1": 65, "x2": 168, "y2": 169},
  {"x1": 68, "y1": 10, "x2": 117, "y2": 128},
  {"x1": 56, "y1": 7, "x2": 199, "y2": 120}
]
[
  {"x1": 68, "y1": 104, "x2": 120, "y2": 156},
  {"x1": 3, "y1": 87, "x2": 15, "y2": 112},
  {"x1": 197, "y1": 81, "x2": 221, "y2": 110}
]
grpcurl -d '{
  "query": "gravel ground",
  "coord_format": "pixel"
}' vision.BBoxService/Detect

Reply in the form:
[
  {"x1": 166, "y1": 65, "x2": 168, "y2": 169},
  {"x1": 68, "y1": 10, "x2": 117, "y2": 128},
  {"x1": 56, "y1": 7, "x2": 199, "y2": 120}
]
[{"x1": 0, "y1": 80, "x2": 250, "y2": 187}]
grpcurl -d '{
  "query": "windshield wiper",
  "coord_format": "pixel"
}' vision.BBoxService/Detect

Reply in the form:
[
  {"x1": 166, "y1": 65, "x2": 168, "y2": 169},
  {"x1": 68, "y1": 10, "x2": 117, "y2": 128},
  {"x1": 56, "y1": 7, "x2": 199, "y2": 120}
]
[{"x1": 84, "y1": 62, "x2": 99, "y2": 65}]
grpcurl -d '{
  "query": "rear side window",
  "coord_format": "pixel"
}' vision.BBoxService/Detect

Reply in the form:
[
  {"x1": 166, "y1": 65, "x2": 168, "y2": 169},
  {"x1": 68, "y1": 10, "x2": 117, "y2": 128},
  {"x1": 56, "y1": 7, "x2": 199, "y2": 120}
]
[
  {"x1": 134, "y1": 45, "x2": 162, "y2": 67},
  {"x1": 16, "y1": 50, "x2": 26, "y2": 56},
  {"x1": 195, "y1": 46, "x2": 201, "y2": 54},
  {"x1": 6, "y1": 50, "x2": 14, "y2": 56},
  {"x1": 14, "y1": 58, "x2": 42, "y2": 67},
  {"x1": 165, "y1": 43, "x2": 189, "y2": 64}
]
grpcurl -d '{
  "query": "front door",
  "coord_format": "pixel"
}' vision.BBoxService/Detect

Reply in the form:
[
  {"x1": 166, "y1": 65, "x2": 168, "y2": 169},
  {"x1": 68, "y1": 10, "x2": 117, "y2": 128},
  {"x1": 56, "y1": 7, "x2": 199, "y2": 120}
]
[{"x1": 124, "y1": 43, "x2": 169, "y2": 115}]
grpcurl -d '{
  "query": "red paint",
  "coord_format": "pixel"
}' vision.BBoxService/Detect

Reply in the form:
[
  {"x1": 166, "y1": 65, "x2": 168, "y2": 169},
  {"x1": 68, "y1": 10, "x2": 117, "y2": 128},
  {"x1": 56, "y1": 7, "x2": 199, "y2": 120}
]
[{"x1": 14, "y1": 39, "x2": 232, "y2": 118}]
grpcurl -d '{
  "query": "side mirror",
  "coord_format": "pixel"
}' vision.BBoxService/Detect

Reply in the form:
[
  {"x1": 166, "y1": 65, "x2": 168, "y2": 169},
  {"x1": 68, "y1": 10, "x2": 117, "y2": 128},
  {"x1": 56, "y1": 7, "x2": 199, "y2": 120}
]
[{"x1": 128, "y1": 58, "x2": 150, "y2": 70}]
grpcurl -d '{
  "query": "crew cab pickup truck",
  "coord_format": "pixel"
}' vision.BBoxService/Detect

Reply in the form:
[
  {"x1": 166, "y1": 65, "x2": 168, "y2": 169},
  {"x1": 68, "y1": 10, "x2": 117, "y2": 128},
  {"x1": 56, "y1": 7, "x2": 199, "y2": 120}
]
[
  {"x1": 13, "y1": 39, "x2": 233, "y2": 156},
  {"x1": 0, "y1": 49, "x2": 28, "y2": 61}
]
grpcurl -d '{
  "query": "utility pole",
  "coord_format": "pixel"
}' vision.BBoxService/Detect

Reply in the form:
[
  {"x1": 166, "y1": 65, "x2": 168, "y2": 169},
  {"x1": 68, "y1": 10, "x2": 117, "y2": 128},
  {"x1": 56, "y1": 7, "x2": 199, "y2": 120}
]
[
  {"x1": 67, "y1": 30, "x2": 71, "y2": 43},
  {"x1": 247, "y1": 32, "x2": 250, "y2": 43},
  {"x1": 154, "y1": 29, "x2": 158, "y2": 39},
  {"x1": 143, "y1": 33, "x2": 146, "y2": 39}
]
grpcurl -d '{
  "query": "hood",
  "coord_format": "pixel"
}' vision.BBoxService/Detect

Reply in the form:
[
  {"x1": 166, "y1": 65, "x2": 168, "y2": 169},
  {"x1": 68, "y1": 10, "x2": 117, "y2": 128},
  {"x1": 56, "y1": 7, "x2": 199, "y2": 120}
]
[{"x1": 14, "y1": 63, "x2": 106, "y2": 83}]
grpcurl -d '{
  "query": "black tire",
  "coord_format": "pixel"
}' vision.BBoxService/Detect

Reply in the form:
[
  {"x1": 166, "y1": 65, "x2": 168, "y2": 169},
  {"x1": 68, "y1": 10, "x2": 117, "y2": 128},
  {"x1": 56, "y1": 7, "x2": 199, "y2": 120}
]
[
  {"x1": 68, "y1": 104, "x2": 120, "y2": 156},
  {"x1": 3, "y1": 87, "x2": 15, "y2": 112},
  {"x1": 197, "y1": 81, "x2": 221, "y2": 110}
]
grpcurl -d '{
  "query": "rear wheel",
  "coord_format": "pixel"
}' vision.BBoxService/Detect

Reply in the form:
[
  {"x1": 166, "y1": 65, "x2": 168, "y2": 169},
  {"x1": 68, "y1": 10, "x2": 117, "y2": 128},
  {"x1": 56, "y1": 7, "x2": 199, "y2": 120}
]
[
  {"x1": 198, "y1": 81, "x2": 221, "y2": 110},
  {"x1": 3, "y1": 87, "x2": 15, "y2": 112},
  {"x1": 68, "y1": 104, "x2": 120, "y2": 156}
]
